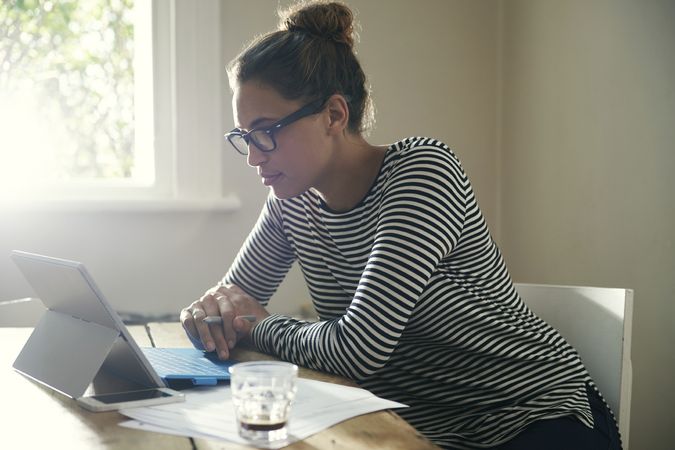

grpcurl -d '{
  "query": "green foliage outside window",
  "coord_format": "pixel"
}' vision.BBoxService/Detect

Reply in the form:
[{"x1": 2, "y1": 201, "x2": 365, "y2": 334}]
[{"x1": 0, "y1": 0, "x2": 135, "y2": 180}]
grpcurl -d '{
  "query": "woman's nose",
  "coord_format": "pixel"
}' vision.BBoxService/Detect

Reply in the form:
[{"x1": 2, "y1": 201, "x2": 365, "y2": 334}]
[{"x1": 246, "y1": 144, "x2": 268, "y2": 167}]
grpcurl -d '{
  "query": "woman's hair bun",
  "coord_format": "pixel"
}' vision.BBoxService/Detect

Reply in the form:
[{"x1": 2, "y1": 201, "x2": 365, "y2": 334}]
[{"x1": 279, "y1": 1, "x2": 355, "y2": 48}]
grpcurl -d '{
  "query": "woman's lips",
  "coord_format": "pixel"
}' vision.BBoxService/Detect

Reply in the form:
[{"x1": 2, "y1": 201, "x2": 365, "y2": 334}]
[{"x1": 261, "y1": 172, "x2": 282, "y2": 186}]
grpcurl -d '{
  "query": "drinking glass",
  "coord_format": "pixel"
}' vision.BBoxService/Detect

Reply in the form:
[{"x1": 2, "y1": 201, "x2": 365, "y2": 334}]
[{"x1": 229, "y1": 361, "x2": 298, "y2": 447}]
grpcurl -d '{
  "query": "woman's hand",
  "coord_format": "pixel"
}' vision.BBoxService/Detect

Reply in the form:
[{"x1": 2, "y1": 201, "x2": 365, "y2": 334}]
[{"x1": 180, "y1": 283, "x2": 269, "y2": 359}]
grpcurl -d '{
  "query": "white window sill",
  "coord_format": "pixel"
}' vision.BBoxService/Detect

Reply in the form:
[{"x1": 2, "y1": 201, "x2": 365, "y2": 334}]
[{"x1": 0, "y1": 193, "x2": 241, "y2": 213}]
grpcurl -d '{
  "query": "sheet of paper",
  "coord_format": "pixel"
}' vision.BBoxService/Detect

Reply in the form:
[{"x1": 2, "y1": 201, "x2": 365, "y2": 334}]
[{"x1": 119, "y1": 378, "x2": 407, "y2": 447}]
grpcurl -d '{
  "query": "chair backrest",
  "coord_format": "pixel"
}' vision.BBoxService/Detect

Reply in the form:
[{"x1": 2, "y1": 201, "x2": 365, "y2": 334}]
[{"x1": 514, "y1": 283, "x2": 633, "y2": 447}]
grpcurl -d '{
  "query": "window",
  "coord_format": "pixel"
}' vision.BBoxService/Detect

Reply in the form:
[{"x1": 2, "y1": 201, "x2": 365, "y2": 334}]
[
  {"x1": 0, "y1": 0, "x2": 154, "y2": 199},
  {"x1": 0, "y1": 0, "x2": 233, "y2": 209}
]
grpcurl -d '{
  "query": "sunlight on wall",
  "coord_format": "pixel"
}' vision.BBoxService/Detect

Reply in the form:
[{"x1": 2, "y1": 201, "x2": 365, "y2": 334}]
[{"x1": 0, "y1": 89, "x2": 73, "y2": 199}]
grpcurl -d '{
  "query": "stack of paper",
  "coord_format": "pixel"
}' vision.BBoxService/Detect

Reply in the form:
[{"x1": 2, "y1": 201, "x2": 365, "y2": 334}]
[{"x1": 120, "y1": 378, "x2": 407, "y2": 448}]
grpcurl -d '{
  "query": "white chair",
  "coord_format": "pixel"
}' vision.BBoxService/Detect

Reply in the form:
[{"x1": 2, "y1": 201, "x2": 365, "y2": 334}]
[{"x1": 514, "y1": 283, "x2": 633, "y2": 448}]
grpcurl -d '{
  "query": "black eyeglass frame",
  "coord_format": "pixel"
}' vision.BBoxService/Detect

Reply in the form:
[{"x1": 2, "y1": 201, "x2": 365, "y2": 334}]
[{"x1": 225, "y1": 96, "x2": 330, "y2": 155}]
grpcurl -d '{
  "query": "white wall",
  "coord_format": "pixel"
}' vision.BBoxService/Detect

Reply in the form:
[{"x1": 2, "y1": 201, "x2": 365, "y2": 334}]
[
  {"x1": 350, "y1": 0, "x2": 501, "y2": 232},
  {"x1": 221, "y1": 0, "x2": 500, "y2": 226},
  {"x1": 499, "y1": 1, "x2": 675, "y2": 448}
]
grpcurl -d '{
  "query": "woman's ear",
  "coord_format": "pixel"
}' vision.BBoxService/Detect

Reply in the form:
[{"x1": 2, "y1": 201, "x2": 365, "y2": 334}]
[{"x1": 325, "y1": 94, "x2": 350, "y2": 135}]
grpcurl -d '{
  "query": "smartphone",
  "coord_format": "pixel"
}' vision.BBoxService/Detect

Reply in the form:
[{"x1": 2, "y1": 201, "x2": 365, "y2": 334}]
[{"x1": 76, "y1": 387, "x2": 185, "y2": 412}]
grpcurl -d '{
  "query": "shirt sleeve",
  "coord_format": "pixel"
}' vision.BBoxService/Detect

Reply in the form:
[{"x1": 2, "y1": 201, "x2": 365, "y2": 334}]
[
  {"x1": 222, "y1": 192, "x2": 296, "y2": 306},
  {"x1": 252, "y1": 140, "x2": 469, "y2": 380}
]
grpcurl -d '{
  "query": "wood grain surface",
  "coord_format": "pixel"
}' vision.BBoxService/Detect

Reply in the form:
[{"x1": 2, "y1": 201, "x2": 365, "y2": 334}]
[{"x1": 2, "y1": 324, "x2": 438, "y2": 449}]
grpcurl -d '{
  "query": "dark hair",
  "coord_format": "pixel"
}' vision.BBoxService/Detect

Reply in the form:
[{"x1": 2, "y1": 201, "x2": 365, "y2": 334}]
[{"x1": 227, "y1": 1, "x2": 374, "y2": 134}]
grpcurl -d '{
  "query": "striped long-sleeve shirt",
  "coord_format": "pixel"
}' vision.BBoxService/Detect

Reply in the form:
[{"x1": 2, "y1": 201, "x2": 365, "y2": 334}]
[{"x1": 223, "y1": 137, "x2": 594, "y2": 448}]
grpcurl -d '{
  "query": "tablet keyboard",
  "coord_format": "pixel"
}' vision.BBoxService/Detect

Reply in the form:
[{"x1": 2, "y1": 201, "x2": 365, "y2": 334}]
[{"x1": 142, "y1": 347, "x2": 234, "y2": 377}]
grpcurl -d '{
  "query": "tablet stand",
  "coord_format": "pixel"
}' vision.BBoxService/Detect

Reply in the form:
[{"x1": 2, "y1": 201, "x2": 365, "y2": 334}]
[{"x1": 13, "y1": 309, "x2": 158, "y2": 398}]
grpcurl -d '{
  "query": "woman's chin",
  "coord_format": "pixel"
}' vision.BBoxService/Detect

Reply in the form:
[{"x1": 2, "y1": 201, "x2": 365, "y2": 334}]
[{"x1": 270, "y1": 185, "x2": 304, "y2": 200}]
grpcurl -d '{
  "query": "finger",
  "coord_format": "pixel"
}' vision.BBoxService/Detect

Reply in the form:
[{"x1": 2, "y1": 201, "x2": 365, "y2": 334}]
[
  {"x1": 180, "y1": 307, "x2": 203, "y2": 350},
  {"x1": 195, "y1": 293, "x2": 230, "y2": 354},
  {"x1": 190, "y1": 306, "x2": 217, "y2": 352},
  {"x1": 233, "y1": 315, "x2": 254, "y2": 338},
  {"x1": 201, "y1": 293, "x2": 234, "y2": 359},
  {"x1": 214, "y1": 293, "x2": 238, "y2": 352}
]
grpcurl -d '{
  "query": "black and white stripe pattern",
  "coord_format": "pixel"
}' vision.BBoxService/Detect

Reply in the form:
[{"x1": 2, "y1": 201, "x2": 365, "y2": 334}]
[{"x1": 224, "y1": 137, "x2": 594, "y2": 448}]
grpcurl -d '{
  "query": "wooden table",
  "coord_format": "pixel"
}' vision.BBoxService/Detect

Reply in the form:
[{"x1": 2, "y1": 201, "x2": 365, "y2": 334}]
[{"x1": 1, "y1": 324, "x2": 438, "y2": 449}]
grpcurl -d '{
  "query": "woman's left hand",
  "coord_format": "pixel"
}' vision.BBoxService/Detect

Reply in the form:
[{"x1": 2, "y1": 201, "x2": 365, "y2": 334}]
[
  {"x1": 211, "y1": 283, "x2": 269, "y2": 342},
  {"x1": 180, "y1": 283, "x2": 269, "y2": 359}
]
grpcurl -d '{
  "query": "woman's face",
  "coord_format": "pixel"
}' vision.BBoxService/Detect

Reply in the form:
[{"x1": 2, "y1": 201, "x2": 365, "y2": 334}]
[{"x1": 232, "y1": 81, "x2": 333, "y2": 199}]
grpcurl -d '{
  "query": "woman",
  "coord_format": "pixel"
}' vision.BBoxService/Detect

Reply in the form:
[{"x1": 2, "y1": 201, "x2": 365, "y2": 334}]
[{"x1": 180, "y1": 2, "x2": 621, "y2": 448}]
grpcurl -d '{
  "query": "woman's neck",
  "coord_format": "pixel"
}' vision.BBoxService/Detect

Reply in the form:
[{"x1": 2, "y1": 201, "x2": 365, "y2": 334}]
[{"x1": 313, "y1": 134, "x2": 387, "y2": 213}]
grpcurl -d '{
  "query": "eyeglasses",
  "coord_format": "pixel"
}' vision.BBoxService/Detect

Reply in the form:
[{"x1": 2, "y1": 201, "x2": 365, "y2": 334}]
[{"x1": 225, "y1": 97, "x2": 329, "y2": 155}]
